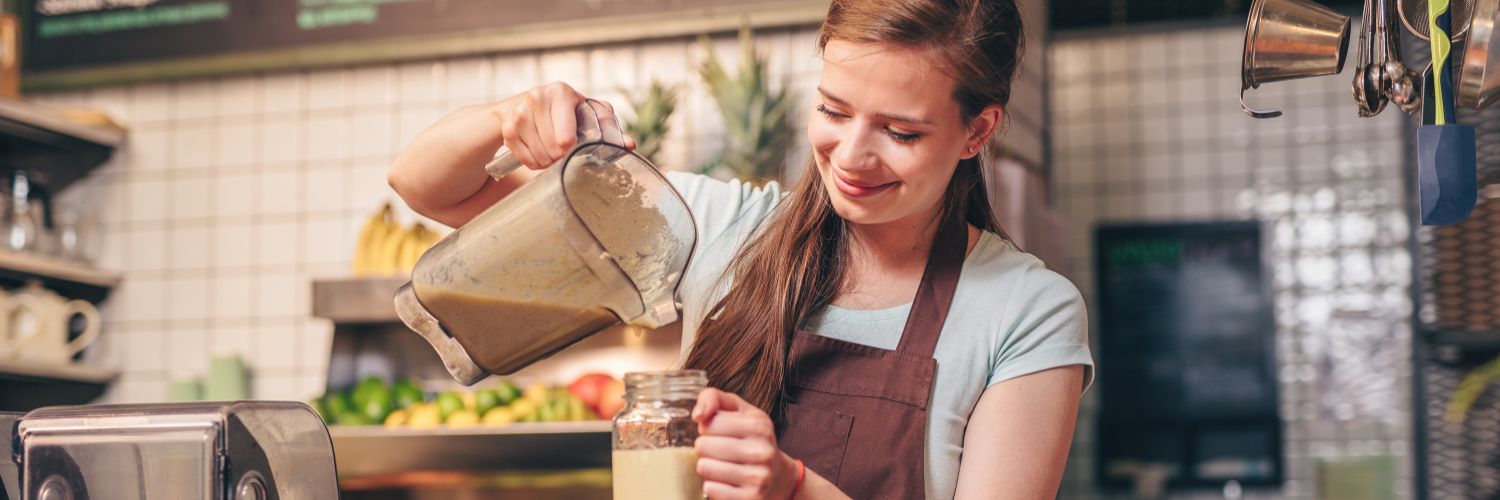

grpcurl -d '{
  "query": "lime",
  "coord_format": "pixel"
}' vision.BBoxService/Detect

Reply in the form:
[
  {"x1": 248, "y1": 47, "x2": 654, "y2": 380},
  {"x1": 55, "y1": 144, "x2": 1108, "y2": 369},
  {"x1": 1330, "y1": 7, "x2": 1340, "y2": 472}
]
[
  {"x1": 322, "y1": 392, "x2": 351, "y2": 423},
  {"x1": 494, "y1": 380, "x2": 521, "y2": 405},
  {"x1": 435, "y1": 391, "x2": 466, "y2": 422},
  {"x1": 475, "y1": 389, "x2": 502, "y2": 416},
  {"x1": 335, "y1": 411, "x2": 372, "y2": 426},
  {"x1": 392, "y1": 379, "x2": 424, "y2": 410},
  {"x1": 359, "y1": 387, "x2": 394, "y2": 423},
  {"x1": 351, "y1": 376, "x2": 388, "y2": 411}
]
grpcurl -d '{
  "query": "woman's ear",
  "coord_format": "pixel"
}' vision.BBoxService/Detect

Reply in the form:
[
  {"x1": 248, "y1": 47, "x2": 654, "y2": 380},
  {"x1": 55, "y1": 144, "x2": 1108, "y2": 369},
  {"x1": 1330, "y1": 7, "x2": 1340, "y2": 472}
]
[{"x1": 963, "y1": 105, "x2": 1004, "y2": 159}]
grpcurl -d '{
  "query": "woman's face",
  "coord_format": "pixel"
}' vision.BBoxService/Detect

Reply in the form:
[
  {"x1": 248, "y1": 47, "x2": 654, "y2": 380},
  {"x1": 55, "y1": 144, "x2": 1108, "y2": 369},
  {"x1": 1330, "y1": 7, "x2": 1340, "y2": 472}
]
[{"x1": 810, "y1": 40, "x2": 996, "y2": 229}]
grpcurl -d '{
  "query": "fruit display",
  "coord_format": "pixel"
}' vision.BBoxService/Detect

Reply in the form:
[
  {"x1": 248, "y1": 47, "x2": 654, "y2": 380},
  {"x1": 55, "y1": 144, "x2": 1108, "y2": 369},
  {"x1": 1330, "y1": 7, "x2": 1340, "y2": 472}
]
[
  {"x1": 314, "y1": 374, "x2": 627, "y2": 429},
  {"x1": 351, "y1": 204, "x2": 445, "y2": 276}
]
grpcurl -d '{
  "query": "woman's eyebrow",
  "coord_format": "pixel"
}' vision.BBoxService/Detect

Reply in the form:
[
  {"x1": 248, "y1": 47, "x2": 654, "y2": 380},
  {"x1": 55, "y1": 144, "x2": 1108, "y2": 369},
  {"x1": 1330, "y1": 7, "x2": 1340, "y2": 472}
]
[{"x1": 817, "y1": 87, "x2": 933, "y2": 126}]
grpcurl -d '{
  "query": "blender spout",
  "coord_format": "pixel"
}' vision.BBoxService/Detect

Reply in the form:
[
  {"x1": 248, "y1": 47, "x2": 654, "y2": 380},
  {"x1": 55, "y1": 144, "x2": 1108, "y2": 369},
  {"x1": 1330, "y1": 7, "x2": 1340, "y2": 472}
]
[
  {"x1": 623, "y1": 299, "x2": 680, "y2": 329},
  {"x1": 394, "y1": 282, "x2": 490, "y2": 385}
]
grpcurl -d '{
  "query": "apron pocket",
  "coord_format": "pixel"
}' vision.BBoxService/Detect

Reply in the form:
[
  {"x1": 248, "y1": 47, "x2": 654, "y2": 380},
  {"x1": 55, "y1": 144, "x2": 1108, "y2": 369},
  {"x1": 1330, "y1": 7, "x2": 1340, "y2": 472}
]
[{"x1": 776, "y1": 402, "x2": 853, "y2": 484}]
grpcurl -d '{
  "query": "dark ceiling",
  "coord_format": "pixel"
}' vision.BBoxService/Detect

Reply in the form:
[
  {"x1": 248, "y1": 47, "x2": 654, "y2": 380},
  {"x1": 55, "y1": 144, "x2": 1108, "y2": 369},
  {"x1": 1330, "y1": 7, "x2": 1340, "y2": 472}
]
[{"x1": 1050, "y1": 0, "x2": 1364, "y2": 31}]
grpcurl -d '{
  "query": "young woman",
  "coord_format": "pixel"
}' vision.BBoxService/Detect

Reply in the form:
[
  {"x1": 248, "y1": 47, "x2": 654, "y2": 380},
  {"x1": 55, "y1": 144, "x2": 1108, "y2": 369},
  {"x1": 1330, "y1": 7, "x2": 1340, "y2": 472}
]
[{"x1": 389, "y1": 1, "x2": 1093, "y2": 499}]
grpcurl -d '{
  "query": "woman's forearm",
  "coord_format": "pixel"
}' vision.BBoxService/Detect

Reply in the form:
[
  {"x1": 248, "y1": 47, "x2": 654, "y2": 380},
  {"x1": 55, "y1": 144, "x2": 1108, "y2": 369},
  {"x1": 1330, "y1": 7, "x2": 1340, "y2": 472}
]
[{"x1": 387, "y1": 103, "x2": 517, "y2": 226}]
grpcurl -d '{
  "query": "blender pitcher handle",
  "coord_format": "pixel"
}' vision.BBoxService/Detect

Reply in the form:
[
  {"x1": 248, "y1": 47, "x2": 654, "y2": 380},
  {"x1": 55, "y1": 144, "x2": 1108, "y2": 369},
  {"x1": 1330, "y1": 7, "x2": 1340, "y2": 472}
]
[{"x1": 484, "y1": 98, "x2": 625, "y2": 180}]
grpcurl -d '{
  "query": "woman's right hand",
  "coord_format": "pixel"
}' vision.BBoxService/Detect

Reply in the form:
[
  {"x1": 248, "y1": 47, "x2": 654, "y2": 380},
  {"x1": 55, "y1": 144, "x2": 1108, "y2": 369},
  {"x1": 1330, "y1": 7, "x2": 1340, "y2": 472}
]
[{"x1": 388, "y1": 82, "x2": 630, "y2": 227}]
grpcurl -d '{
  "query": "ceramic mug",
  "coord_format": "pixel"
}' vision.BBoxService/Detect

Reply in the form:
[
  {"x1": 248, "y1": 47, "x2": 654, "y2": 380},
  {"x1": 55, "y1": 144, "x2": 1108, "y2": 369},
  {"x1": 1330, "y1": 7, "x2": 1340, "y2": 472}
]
[{"x1": 9, "y1": 282, "x2": 100, "y2": 365}]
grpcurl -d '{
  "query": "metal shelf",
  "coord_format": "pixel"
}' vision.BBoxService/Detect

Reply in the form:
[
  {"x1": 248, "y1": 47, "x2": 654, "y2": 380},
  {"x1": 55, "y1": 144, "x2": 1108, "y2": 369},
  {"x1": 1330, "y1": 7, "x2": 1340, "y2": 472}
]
[
  {"x1": 328, "y1": 421, "x2": 612, "y2": 476},
  {"x1": 0, "y1": 361, "x2": 118, "y2": 412},
  {"x1": 312, "y1": 276, "x2": 407, "y2": 324}
]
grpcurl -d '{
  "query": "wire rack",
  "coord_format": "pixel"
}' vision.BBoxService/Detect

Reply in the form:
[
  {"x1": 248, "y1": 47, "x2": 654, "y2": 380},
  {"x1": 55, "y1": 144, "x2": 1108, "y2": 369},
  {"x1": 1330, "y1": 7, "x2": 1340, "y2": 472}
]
[{"x1": 1415, "y1": 102, "x2": 1500, "y2": 500}]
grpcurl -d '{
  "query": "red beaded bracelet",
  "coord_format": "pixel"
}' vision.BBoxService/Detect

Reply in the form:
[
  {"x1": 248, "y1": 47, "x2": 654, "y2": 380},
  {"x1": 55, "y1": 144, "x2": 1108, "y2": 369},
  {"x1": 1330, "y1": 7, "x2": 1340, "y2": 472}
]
[{"x1": 789, "y1": 459, "x2": 806, "y2": 500}]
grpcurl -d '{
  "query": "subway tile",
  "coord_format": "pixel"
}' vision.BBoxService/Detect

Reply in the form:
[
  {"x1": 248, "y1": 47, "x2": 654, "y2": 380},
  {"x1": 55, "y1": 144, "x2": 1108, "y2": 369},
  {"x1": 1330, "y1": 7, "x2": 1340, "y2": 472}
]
[
  {"x1": 253, "y1": 374, "x2": 302, "y2": 401},
  {"x1": 258, "y1": 170, "x2": 301, "y2": 215},
  {"x1": 169, "y1": 226, "x2": 210, "y2": 270},
  {"x1": 302, "y1": 167, "x2": 346, "y2": 213},
  {"x1": 128, "y1": 228, "x2": 168, "y2": 271},
  {"x1": 398, "y1": 60, "x2": 445, "y2": 104},
  {"x1": 492, "y1": 52, "x2": 541, "y2": 98},
  {"x1": 589, "y1": 46, "x2": 637, "y2": 94},
  {"x1": 132, "y1": 83, "x2": 173, "y2": 123},
  {"x1": 216, "y1": 121, "x2": 256, "y2": 166},
  {"x1": 256, "y1": 221, "x2": 299, "y2": 267},
  {"x1": 173, "y1": 80, "x2": 216, "y2": 121},
  {"x1": 539, "y1": 49, "x2": 589, "y2": 91},
  {"x1": 352, "y1": 65, "x2": 396, "y2": 106},
  {"x1": 214, "y1": 171, "x2": 257, "y2": 218},
  {"x1": 307, "y1": 69, "x2": 349, "y2": 111},
  {"x1": 349, "y1": 108, "x2": 395, "y2": 158},
  {"x1": 212, "y1": 223, "x2": 255, "y2": 269},
  {"x1": 304, "y1": 115, "x2": 345, "y2": 161},
  {"x1": 166, "y1": 328, "x2": 210, "y2": 377},
  {"x1": 168, "y1": 277, "x2": 210, "y2": 320},
  {"x1": 260, "y1": 73, "x2": 306, "y2": 115},
  {"x1": 445, "y1": 56, "x2": 489, "y2": 102},
  {"x1": 255, "y1": 272, "x2": 299, "y2": 317},
  {"x1": 255, "y1": 324, "x2": 300, "y2": 370},
  {"x1": 299, "y1": 321, "x2": 334, "y2": 372},
  {"x1": 129, "y1": 128, "x2": 171, "y2": 171},
  {"x1": 211, "y1": 326, "x2": 255, "y2": 364},
  {"x1": 346, "y1": 160, "x2": 394, "y2": 213},
  {"x1": 301, "y1": 216, "x2": 346, "y2": 265},
  {"x1": 211, "y1": 274, "x2": 254, "y2": 319},
  {"x1": 170, "y1": 176, "x2": 212, "y2": 220},
  {"x1": 218, "y1": 78, "x2": 258, "y2": 117},
  {"x1": 258, "y1": 118, "x2": 302, "y2": 165},
  {"x1": 174, "y1": 126, "x2": 215, "y2": 169},
  {"x1": 124, "y1": 329, "x2": 165, "y2": 373}
]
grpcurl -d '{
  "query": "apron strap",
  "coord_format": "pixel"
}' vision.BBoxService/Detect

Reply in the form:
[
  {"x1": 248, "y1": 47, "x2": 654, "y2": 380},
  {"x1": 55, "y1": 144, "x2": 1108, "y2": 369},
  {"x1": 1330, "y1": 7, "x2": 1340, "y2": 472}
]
[{"x1": 894, "y1": 209, "x2": 968, "y2": 357}]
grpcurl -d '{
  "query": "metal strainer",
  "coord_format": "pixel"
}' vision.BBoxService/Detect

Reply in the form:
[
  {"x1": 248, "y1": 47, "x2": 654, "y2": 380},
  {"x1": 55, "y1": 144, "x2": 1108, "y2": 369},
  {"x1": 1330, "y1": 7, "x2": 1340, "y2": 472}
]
[{"x1": 1400, "y1": 0, "x2": 1476, "y2": 41}]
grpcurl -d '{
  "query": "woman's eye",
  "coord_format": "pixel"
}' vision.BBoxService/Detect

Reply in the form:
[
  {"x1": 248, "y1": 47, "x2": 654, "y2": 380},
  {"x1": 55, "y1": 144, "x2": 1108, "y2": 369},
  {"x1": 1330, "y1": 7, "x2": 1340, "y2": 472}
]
[
  {"x1": 816, "y1": 104, "x2": 847, "y2": 120},
  {"x1": 888, "y1": 130, "x2": 920, "y2": 143}
]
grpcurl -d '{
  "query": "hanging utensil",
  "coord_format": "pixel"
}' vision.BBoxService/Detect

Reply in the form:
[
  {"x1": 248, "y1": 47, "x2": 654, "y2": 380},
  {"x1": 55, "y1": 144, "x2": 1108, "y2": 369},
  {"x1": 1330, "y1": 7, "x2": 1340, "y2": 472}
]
[
  {"x1": 1418, "y1": 0, "x2": 1479, "y2": 225},
  {"x1": 1457, "y1": 0, "x2": 1500, "y2": 108},
  {"x1": 1242, "y1": 0, "x2": 1353, "y2": 118},
  {"x1": 1356, "y1": 0, "x2": 1388, "y2": 115},
  {"x1": 1400, "y1": 0, "x2": 1477, "y2": 41},
  {"x1": 1381, "y1": 0, "x2": 1424, "y2": 114}
]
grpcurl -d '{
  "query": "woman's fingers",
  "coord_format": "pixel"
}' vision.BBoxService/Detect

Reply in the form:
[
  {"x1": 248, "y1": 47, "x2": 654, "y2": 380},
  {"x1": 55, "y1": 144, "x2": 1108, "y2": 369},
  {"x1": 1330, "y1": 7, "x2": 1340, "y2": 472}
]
[
  {"x1": 693, "y1": 388, "x2": 726, "y2": 425},
  {"x1": 700, "y1": 410, "x2": 775, "y2": 440},
  {"x1": 696, "y1": 435, "x2": 778, "y2": 464},
  {"x1": 703, "y1": 480, "x2": 760, "y2": 500},
  {"x1": 698, "y1": 457, "x2": 772, "y2": 487}
]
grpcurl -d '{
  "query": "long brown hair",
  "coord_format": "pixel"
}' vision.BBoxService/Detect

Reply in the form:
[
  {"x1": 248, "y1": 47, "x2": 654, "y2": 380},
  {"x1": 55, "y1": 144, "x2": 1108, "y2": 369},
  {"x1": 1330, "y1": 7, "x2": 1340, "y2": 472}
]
[{"x1": 683, "y1": 0, "x2": 1026, "y2": 414}]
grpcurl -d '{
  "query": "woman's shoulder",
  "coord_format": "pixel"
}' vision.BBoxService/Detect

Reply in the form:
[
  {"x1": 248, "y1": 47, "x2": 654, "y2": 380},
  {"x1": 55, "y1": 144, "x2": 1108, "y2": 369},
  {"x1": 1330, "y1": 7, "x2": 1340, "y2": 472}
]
[{"x1": 959, "y1": 231, "x2": 1085, "y2": 319}]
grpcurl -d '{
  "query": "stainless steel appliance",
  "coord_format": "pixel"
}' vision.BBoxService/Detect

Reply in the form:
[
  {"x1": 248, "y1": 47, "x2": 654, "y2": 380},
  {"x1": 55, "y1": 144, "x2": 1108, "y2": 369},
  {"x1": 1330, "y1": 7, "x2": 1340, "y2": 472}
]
[{"x1": 0, "y1": 401, "x2": 337, "y2": 500}]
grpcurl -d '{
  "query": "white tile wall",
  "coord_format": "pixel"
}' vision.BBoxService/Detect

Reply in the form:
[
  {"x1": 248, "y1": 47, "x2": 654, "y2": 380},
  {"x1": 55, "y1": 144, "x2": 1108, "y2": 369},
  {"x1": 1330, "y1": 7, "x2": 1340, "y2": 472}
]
[
  {"x1": 1052, "y1": 24, "x2": 1413, "y2": 500},
  {"x1": 29, "y1": 27, "x2": 868, "y2": 405}
]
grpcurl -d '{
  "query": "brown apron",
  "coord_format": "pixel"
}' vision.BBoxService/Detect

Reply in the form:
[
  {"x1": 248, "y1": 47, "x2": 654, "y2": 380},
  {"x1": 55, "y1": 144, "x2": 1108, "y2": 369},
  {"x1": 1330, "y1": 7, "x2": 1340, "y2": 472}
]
[{"x1": 774, "y1": 212, "x2": 967, "y2": 500}]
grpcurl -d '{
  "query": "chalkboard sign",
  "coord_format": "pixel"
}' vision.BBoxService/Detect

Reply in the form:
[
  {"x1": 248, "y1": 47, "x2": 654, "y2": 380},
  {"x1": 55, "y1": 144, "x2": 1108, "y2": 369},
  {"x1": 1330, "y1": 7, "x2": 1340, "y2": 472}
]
[
  {"x1": 1094, "y1": 222, "x2": 1282, "y2": 489},
  {"x1": 21, "y1": 0, "x2": 828, "y2": 89}
]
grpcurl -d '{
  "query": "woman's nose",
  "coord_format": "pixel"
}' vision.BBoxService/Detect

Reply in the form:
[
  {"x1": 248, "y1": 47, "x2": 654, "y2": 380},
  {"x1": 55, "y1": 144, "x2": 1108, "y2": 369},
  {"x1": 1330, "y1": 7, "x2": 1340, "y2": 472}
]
[{"x1": 834, "y1": 126, "x2": 879, "y2": 171}]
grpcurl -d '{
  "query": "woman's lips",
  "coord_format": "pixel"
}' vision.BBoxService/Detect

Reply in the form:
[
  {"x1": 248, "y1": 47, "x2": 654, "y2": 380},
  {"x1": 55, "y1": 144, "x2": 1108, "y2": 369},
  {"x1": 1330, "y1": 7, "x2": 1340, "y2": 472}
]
[{"x1": 832, "y1": 172, "x2": 897, "y2": 198}]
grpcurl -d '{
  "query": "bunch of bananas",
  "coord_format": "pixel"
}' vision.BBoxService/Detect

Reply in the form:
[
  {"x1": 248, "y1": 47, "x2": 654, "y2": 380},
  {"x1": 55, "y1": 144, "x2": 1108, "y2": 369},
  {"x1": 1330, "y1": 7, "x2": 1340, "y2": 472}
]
[
  {"x1": 352, "y1": 204, "x2": 445, "y2": 275},
  {"x1": 1444, "y1": 353, "x2": 1500, "y2": 428}
]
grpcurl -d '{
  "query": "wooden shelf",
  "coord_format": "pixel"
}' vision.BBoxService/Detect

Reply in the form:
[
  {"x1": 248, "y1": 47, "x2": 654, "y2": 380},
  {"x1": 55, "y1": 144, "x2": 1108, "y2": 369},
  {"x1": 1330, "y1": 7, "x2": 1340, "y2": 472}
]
[
  {"x1": 0, "y1": 360, "x2": 118, "y2": 411},
  {"x1": 0, "y1": 248, "x2": 121, "y2": 303},
  {"x1": 328, "y1": 421, "x2": 612, "y2": 476},
  {"x1": 0, "y1": 99, "x2": 124, "y2": 193}
]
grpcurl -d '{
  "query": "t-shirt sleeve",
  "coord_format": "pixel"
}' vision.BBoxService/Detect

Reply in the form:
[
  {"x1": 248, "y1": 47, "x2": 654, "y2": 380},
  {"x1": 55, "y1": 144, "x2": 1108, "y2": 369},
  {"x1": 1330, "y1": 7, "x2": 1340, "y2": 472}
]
[
  {"x1": 988, "y1": 260, "x2": 1095, "y2": 392},
  {"x1": 664, "y1": 170, "x2": 787, "y2": 263}
]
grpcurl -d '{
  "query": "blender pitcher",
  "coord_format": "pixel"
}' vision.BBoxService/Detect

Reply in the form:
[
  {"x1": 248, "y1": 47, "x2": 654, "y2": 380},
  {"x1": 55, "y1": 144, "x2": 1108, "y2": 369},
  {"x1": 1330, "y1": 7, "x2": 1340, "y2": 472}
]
[{"x1": 395, "y1": 100, "x2": 697, "y2": 385}]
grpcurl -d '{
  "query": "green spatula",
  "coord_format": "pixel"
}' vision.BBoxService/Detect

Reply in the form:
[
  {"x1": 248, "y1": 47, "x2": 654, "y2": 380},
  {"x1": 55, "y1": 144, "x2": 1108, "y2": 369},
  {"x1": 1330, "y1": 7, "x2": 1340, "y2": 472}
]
[{"x1": 1418, "y1": 0, "x2": 1477, "y2": 225}]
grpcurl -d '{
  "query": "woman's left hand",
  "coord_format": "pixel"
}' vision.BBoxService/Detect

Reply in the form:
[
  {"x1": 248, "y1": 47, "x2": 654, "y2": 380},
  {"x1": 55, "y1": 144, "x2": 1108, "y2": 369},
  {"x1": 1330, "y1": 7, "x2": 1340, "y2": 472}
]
[{"x1": 693, "y1": 388, "x2": 802, "y2": 500}]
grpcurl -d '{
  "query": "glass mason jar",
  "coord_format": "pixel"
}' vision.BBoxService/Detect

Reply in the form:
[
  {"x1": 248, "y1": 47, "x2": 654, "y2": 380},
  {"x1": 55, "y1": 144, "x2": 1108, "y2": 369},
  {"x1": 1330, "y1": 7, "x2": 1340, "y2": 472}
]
[{"x1": 612, "y1": 370, "x2": 707, "y2": 500}]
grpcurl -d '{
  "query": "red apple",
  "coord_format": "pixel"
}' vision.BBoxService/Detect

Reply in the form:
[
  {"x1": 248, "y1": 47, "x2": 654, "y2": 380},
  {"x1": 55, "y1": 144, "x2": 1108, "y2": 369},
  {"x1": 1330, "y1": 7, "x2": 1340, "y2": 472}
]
[
  {"x1": 568, "y1": 373, "x2": 615, "y2": 409},
  {"x1": 595, "y1": 379, "x2": 627, "y2": 419}
]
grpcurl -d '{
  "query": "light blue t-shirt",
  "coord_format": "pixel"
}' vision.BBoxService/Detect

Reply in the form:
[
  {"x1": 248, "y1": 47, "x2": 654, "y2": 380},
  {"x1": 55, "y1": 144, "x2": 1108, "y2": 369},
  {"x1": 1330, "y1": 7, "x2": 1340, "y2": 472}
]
[{"x1": 665, "y1": 171, "x2": 1094, "y2": 500}]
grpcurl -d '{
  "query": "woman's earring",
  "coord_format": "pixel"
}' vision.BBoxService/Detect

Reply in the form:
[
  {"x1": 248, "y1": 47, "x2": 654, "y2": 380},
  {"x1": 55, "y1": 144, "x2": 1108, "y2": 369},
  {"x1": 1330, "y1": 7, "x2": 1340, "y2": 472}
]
[{"x1": 968, "y1": 147, "x2": 975, "y2": 153}]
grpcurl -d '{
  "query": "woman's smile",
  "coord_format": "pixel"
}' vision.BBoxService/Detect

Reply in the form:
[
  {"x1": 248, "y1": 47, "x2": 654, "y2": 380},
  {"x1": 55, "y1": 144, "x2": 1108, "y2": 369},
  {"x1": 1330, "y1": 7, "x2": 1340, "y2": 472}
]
[{"x1": 831, "y1": 170, "x2": 898, "y2": 198}]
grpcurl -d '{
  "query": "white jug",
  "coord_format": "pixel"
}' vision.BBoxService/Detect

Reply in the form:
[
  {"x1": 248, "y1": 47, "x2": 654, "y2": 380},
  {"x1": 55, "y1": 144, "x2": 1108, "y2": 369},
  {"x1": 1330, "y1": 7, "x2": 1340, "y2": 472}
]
[{"x1": 8, "y1": 281, "x2": 100, "y2": 365}]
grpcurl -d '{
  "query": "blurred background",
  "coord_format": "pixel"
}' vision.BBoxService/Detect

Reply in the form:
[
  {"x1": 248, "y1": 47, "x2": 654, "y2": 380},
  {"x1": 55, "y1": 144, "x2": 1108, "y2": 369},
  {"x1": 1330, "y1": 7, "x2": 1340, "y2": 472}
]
[{"x1": 0, "y1": 0, "x2": 1489, "y2": 498}]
